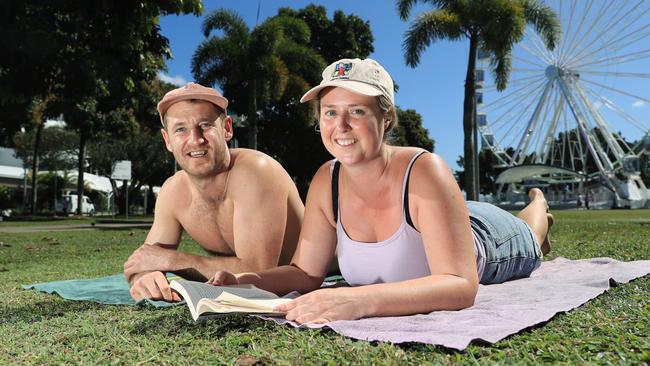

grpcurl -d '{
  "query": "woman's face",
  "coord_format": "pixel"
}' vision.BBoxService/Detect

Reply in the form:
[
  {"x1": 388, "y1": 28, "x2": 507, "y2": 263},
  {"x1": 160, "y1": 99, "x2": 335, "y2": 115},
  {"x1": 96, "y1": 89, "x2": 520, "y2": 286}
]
[{"x1": 318, "y1": 87, "x2": 387, "y2": 165}]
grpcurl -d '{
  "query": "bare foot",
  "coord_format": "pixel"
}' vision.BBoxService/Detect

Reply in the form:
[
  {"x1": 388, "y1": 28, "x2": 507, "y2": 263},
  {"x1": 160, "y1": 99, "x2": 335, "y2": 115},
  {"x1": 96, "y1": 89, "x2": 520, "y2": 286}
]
[
  {"x1": 528, "y1": 188, "x2": 547, "y2": 208},
  {"x1": 541, "y1": 213, "x2": 554, "y2": 256},
  {"x1": 528, "y1": 188, "x2": 552, "y2": 255}
]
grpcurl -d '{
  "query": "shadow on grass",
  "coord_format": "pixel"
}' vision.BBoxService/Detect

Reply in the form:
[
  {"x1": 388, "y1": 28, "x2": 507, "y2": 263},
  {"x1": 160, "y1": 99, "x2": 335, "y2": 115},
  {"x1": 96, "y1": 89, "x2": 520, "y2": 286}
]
[
  {"x1": 127, "y1": 311, "x2": 273, "y2": 339},
  {"x1": 1, "y1": 298, "x2": 99, "y2": 325}
]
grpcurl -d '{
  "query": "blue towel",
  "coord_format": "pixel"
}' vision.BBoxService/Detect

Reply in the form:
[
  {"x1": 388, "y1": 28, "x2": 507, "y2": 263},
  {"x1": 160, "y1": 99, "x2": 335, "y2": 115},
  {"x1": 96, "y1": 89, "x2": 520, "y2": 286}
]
[{"x1": 22, "y1": 274, "x2": 180, "y2": 308}]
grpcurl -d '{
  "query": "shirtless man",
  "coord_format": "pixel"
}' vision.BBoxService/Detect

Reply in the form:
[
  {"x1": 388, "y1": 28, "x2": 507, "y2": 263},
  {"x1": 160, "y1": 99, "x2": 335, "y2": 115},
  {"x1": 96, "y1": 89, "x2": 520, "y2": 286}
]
[{"x1": 124, "y1": 83, "x2": 304, "y2": 302}]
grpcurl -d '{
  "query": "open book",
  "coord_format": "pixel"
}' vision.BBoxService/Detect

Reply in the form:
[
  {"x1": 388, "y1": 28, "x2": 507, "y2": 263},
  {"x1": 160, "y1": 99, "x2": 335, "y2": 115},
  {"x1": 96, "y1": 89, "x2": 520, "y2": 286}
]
[{"x1": 169, "y1": 279, "x2": 292, "y2": 321}]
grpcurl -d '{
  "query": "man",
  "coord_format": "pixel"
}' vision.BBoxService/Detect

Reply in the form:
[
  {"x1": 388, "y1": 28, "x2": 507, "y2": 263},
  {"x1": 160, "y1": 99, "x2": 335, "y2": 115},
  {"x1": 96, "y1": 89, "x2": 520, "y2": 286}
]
[{"x1": 124, "y1": 83, "x2": 304, "y2": 302}]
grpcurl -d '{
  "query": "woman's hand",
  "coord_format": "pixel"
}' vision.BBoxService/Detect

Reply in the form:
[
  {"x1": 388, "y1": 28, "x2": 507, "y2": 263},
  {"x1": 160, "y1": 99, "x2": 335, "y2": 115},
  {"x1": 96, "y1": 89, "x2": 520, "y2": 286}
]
[
  {"x1": 275, "y1": 287, "x2": 367, "y2": 324},
  {"x1": 207, "y1": 270, "x2": 239, "y2": 286}
]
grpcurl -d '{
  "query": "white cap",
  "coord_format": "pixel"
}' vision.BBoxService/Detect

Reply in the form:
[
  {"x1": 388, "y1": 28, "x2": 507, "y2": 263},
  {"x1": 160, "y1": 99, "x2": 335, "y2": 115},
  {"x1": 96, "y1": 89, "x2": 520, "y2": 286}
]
[{"x1": 300, "y1": 58, "x2": 394, "y2": 105}]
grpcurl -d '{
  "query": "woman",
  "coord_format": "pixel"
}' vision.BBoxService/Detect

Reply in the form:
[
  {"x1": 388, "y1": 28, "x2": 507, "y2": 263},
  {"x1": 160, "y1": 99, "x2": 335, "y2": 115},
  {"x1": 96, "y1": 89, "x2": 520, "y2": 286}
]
[{"x1": 210, "y1": 58, "x2": 553, "y2": 324}]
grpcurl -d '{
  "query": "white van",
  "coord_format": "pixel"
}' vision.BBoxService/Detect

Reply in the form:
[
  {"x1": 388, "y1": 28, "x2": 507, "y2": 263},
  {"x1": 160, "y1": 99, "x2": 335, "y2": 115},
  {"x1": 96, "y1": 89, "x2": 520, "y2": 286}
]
[{"x1": 57, "y1": 194, "x2": 95, "y2": 215}]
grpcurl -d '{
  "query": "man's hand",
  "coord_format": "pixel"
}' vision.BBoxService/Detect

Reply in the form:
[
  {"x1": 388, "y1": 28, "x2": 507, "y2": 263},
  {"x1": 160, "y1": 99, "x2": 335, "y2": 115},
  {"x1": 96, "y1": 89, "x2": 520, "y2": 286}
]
[
  {"x1": 129, "y1": 271, "x2": 181, "y2": 302},
  {"x1": 124, "y1": 243, "x2": 176, "y2": 282}
]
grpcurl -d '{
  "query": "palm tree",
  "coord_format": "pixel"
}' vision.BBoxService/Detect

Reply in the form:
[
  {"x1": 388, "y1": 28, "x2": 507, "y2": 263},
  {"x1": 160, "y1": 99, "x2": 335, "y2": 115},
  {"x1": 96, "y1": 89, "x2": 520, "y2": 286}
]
[
  {"x1": 192, "y1": 9, "x2": 325, "y2": 150},
  {"x1": 398, "y1": 0, "x2": 560, "y2": 200}
]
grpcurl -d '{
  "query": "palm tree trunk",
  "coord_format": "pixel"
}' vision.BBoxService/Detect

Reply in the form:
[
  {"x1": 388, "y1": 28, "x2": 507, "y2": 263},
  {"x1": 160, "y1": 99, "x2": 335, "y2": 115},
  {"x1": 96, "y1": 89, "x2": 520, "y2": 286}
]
[
  {"x1": 30, "y1": 122, "x2": 43, "y2": 216},
  {"x1": 248, "y1": 79, "x2": 258, "y2": 150},
  {"x1": 463, "y1": 35, "x2": 479, "y2": 201},
  {"x1": 76, "y1": 131, "x2": 86, "y2": 215}
]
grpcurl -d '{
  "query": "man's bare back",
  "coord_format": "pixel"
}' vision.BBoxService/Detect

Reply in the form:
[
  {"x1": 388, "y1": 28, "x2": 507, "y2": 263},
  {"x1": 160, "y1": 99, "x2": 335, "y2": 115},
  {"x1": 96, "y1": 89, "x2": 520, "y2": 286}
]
[{"x1": 124, "y1": 83, "x2": 304, "y2": 302}]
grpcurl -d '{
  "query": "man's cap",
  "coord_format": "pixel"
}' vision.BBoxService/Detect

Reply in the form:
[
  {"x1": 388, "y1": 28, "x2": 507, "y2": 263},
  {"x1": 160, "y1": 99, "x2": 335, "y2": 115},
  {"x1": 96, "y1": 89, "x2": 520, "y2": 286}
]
[
  {"x1": 157, "y1": 82, "x2": 229, "y2": 125},
  {"x1": 300, "y1": 58, "x2": 394, "y2": 105}
]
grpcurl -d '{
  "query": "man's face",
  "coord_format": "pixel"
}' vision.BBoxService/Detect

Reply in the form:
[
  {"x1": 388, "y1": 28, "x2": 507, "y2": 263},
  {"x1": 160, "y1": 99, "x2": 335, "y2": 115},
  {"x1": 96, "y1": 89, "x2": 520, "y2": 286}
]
[{"x1": 161, "y1": 100, "x2": 234, "y2": 178}]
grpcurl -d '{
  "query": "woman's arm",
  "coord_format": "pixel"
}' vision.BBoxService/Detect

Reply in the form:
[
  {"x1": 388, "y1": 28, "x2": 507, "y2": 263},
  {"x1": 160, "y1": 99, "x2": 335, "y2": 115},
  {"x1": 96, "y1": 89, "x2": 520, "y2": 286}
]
[
  {"x1": 275, "y1": 152, "x2": 479, "y2": 323},
  {"x1": 211, "y1": 162, "x2": 338, "y2": 296}
]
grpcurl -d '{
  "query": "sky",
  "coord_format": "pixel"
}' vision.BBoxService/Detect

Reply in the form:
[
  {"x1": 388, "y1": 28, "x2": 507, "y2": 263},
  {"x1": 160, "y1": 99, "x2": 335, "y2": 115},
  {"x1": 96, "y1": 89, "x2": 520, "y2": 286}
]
[{"x1": 158, "y1": 0, "x2": 649, "y2": 171}]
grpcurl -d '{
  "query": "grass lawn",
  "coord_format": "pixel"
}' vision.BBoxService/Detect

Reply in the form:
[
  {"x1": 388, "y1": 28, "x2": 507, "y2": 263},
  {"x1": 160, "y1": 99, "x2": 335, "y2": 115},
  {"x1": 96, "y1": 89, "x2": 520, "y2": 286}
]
[
  {"x1": 0, "y1": 215, "x2": 153, "y2": 228},
  {"x1": 1, "y1": 210, "x2": 648, "y2": 364}
]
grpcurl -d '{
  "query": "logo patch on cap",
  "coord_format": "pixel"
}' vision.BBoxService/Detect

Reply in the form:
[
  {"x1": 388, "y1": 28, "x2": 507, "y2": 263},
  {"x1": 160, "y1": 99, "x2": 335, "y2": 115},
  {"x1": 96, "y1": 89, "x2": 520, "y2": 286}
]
[{"x1": 331, "y1": 62, "x2": 352, "y2": 80}]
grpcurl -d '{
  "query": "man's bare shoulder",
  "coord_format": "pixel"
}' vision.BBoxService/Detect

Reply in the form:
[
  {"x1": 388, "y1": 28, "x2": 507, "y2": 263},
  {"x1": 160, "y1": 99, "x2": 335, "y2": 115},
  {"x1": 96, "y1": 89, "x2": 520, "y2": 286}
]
[
  {"x1": 157, "y1": 170, "x2": 190, "y2": 202},
  {"x1": 228, "y1": 148, "x2": 291, "y2": 182}
]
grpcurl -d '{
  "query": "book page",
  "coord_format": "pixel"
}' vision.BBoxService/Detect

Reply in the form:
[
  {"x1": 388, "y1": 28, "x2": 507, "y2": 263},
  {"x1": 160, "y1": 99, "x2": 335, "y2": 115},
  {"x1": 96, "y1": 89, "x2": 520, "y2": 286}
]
[
  {"x1": 169, "y1": 280, "x2": 282, "y2": 320},
  {"x1": 171, "y1": 280, "x2": 277, "y2": 302},
  {"x1": 195, "y1": 294, "x2": 291, "y2": 317},
  {"x1": 215, "y1": 292, "x2": 292, "y2": 311}
]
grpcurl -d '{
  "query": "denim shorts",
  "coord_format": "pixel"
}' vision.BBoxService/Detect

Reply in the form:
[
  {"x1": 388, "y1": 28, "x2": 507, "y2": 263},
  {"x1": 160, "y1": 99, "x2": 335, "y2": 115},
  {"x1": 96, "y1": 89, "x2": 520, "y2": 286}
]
[{"x1": 467, "y1": 201, "x2": 542, "y2": 285}]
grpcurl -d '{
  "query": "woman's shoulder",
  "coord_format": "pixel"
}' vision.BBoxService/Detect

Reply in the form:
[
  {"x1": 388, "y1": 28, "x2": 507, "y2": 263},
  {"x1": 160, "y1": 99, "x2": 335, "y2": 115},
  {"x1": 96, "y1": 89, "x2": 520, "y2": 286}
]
[
  {"x1": 391, "y1": 146, "x2": 431, "y2": 159},
  {"x1": 407, "y1": 150, "x2": 459, "y2": 195},
  {"x1": 311, "y1": 159, "x2": 337, "y2": 185}
]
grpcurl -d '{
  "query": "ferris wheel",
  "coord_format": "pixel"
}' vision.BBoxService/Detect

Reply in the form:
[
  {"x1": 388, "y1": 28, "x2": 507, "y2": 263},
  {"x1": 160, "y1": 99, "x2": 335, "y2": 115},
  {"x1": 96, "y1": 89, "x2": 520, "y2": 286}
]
[{"x1": 477, "y1": 0, "x2": 650, "y2": 208}]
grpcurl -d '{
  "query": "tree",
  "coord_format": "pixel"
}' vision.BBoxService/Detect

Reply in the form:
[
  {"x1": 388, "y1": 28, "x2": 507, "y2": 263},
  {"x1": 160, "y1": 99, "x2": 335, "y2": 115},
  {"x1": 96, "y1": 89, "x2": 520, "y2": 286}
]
[
  {"x1": 1, "y1": 0, "x2": 202, "y2": 215},
  {"x1": 86, "y1": 79, "x2": 178, "y2": 215},
  {"x1": 456, "y1": 148, "x2": 508, "y2": 195},
  {"x1": 88, "y1": 132, "x2": 174, "y2": 215},
  {"x1": 13, "y1": 125, "x2": 78, "y2": 213},
  {"x1": 257, "y1": 6, "x2": 375, "y2": 198},
  {"x1": 54, "y1": 0, "x2": 201, "y2": 215},
  {"x1": 278, "y1": 5, "x2": 375, "y2": 63},
  {"x1": 398, "y1": 0, "x2": 560, "y2": 201},
  {"x1": 192, "y1": 9, "x2": 325, "y2": 150},
  {"x1": 13, "y1": 127, "x2": 78, "y2": 172},
  {"x1": 391, "y1": 107, "x2": 435, "y2": 151}
]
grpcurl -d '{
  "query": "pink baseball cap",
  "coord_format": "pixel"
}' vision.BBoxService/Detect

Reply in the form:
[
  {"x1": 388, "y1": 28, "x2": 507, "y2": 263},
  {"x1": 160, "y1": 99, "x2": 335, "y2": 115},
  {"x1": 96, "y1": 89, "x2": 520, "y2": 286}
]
[{"x1": 157, "y1": 82, "x2": 229, "y2": 125}]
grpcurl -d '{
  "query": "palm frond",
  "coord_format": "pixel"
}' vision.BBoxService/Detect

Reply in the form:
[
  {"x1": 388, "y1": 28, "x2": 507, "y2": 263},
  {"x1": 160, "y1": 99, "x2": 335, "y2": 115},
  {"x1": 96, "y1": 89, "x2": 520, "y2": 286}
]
[
  {"x1": 396, "y1": 0, "x2": 453, "y2": 20},
  {"x1": 275, "y1": 42, "x2": 325, "y2": 82},
  {"x1": 490, "y1": 49, "x2": 512, "y2": 91},
  {"x1": 397, "y1": 0, "x2": 421, "y2": 20},
  {"x1": 403, "y1": 9, "x2": 463, "y2": 67},
  {"x1": 254, "y1": 55, "x2": 288, "y2": 105},
  {"x1": 201, "y1": 9, "x2": 249, "y2": 42},
  {"x1": 191, "y1": 38, "x2": 242, "y2": 86},
  {"x1": 268, "y1": 15, "x2": 311, "y2": 45},
  {"x1": 520, "y1": 0, "x2": 561, "y2": 50}
]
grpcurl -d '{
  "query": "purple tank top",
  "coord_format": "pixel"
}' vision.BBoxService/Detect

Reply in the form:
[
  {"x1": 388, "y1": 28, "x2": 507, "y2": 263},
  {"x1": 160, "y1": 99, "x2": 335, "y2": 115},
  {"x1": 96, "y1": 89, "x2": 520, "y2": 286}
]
[{"x1": 333, "y1": 152, "x2": 484, "y2": 286}]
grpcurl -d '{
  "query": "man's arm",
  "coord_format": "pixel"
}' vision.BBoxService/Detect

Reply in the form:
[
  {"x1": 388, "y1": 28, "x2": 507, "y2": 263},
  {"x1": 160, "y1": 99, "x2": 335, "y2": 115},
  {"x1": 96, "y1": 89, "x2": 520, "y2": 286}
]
[
  {"x1": 147, "y1": 153, "x2": 296, "y2": 278},
  {"x1": 124, "y1": 177, "x2": 184, "y2": 301},
  {"x1": 126, "y1": 154, "x2": 299, "y2": 300}
]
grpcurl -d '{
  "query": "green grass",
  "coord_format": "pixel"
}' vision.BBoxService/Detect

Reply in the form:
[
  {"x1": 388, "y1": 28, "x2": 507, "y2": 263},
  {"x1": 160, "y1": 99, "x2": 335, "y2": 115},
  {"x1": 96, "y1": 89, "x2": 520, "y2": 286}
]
[
  {"x1": 0, "y1": 215, "x2": 153, "y2": 228},
  {"x1": 1, "y1": 210, "x2": 649, "y2": 365}
]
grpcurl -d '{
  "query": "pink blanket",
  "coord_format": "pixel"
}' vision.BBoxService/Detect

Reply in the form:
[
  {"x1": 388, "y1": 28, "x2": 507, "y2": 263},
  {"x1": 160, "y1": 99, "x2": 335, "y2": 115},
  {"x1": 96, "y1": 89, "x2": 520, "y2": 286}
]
[{"x1": 264, "y1": 257, "x2": 650, "y2": 350}]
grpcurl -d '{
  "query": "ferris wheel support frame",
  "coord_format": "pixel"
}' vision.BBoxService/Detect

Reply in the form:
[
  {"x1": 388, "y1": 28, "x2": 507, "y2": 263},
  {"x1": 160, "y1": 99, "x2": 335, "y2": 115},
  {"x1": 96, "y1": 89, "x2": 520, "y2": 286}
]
[
  {"x1": 509, "y1": 80, "x2": 554, "y2": 165},
  {"x1": 573, "y1": 83, "x2": 628, "y2": 161},
  {"x1": 538, "y1": 95, "x2": 564, "y2": 163},
  {"x1": 556, "y1": 73, "x2": 616, "y2": 190}
]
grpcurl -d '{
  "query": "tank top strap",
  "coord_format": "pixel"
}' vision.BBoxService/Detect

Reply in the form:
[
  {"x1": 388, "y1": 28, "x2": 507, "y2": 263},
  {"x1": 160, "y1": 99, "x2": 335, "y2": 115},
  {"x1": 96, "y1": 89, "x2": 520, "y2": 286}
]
[
  {"x1": 330, "y1": 160, "x2": 341, "y2": 223},
  {"x1": 402, "y1": 151, "x2": 427, "y2": 228}
]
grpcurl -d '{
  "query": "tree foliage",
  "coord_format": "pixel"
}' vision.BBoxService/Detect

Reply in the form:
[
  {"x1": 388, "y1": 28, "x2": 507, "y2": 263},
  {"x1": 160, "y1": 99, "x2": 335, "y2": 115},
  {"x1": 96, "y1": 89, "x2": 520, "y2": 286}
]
[
  {"x1": 192, "y1": 5, "x2": 378, "y2": 197},
  {"x1": 277, "y1": 5, "x2": 374, "y2": 63},
  {"x1": 192, "y1": 8, "x2": 326, "y2": 150},
  {"x1": 456, "y1": 148, "x2": 511, "y2": 195},
  {"x1": 0, "y1": 0, "x2": 202, "y2": 214},
  {"x1": 87, "y1": 131, "x2": 174, "y2": 214},
  {"x1": 13, "y1": 127, "x2": 78, "y2": 172},
  {"x1": 398, "y1": 0, "x2": 560, "y2": 200},
  {"x1": 257, "y1": 6, "x2": 376, "y2": 197},
  {"x1": 391, "y1": 107, "x2": 435, "y2": 151}
]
